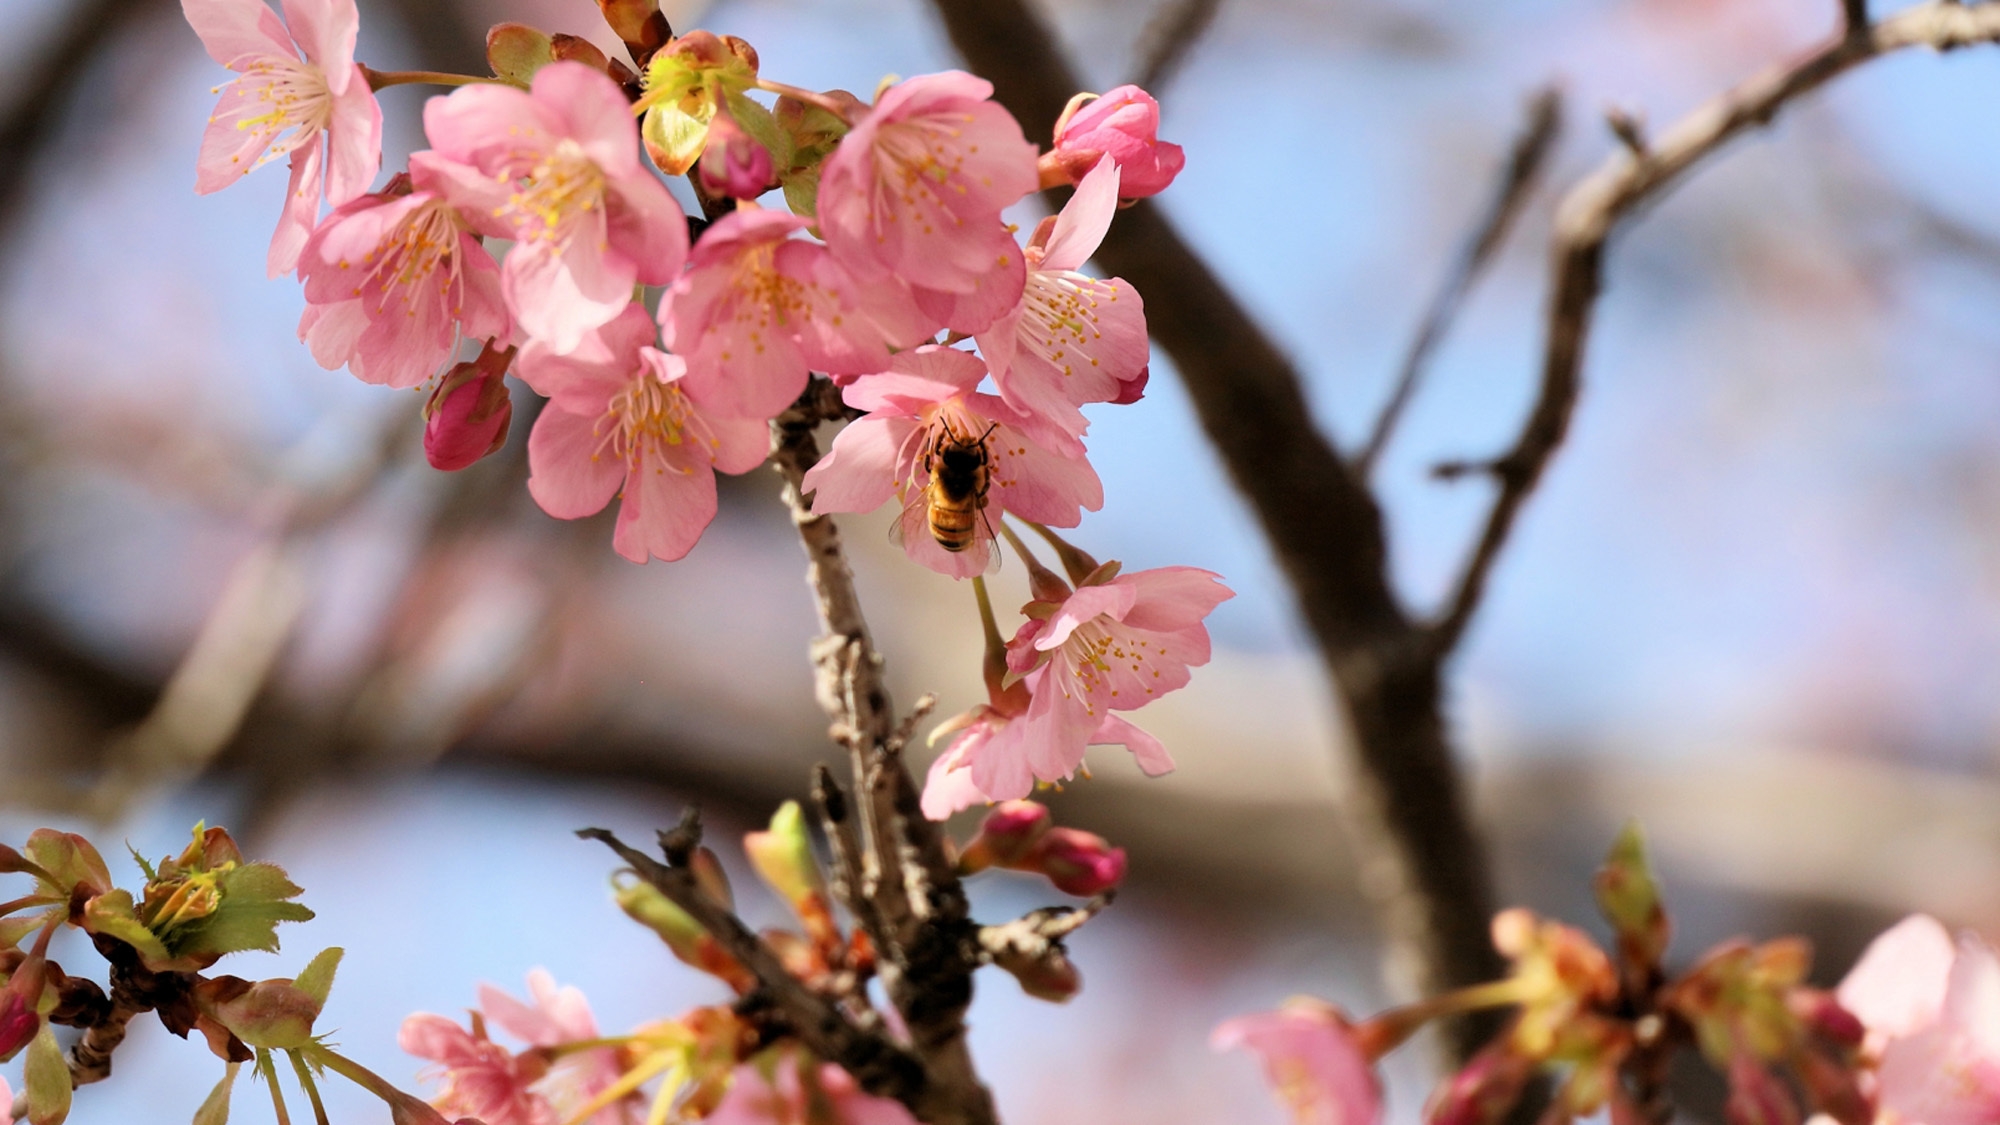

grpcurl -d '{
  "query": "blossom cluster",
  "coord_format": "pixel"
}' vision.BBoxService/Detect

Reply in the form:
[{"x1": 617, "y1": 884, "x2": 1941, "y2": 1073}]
[
  {"x1": 400, "y1": 800, "x2": 1125, "y2": 1124},
  {"x1": 1215, "y1": 825, "x2": 2000, "y2": 1125},
  {"x1": 185, "y1": 0, "x2": 1227, "y2": 820}
]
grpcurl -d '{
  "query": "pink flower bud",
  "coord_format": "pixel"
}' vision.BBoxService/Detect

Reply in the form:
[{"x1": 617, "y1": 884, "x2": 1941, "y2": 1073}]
[
  {"x1": 1049, "y1": 85, "x2": 1185, "y2": 199},
  {"x1": 699, "y1": 107, "x2": 774, "y2": 201},
  {"x1": 424, "y1": 346, "x2": 515, "y2": 471},
  {"x1": 1029, "y1": 827, "x2": 1126, "y2": 897},
  {"x1": 1426, "y1": 1042, "x2": 1534, "y2": 1125},
  {"x1": 958, "y1": 801, "x2": 1052, "y2": 874},
  {"x1": 0, "y1": 989, "x2": 38, "y2": 1061}
]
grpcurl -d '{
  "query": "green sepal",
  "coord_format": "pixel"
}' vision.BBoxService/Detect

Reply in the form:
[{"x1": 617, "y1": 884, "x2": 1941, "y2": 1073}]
[
  {"x1": 292, "y1": 948, "x2": 342, "y2": 1011},
  {"x1": 24, "y1": 1024, "x2": 70, "y2": 1124},
  {"x1": 80, "y1": 890, "x2": 173, "y2": 965},
  {"x1": 193, "y1": 1062, "x2": 241, "y2": 1125},
  {"x1": 486, "y1": 22, "x2": 554, "y2": 87},
  {"x1": 24, "y1": 829, "x2": 111, "y2": 902}
]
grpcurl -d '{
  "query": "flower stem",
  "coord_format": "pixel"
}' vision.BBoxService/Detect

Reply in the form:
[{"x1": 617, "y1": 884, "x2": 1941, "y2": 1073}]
[{"x1": 754, "y1": 78, "x2": 857, "y2": 123}]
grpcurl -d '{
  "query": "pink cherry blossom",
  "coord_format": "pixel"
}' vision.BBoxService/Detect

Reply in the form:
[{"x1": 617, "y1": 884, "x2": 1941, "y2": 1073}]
[
  {"x1": 801, "y1": 346, "x2": 1102, "y2": 578},
  {"x1": 400, "y1": 1012, "x2": 555, "y2": 1125},
  {"x1": 1839, "y1": 913, "x2": 1958, "y2": 1053},
  {"x1": 816, "y1": 71, "x2": 1038, "y2": 335},
  {"x1": 421, "y1": 62, "x2": 688, "y2": 355},
  {"x1": 1049, "y1": 85, "x2": 1185, "y2": 199},
  {"x1": 1212, "y1": 1003, "x2": 1384, "y2": 1125},
  {"x1": 518, "y1": 303, "x2": 769, "y2": 563},
  {"x1": 707, "y1": 1056, "x2": 917, "y2": 1125},
  {"x1": 479, "y1": 970, "x2": 635, "y2": 1125},
  {"x1": 297, "y1": 160, "x2": 509, "y2": 390},
  {"x1": 1840, "y1": 917, "x2": 2000, "y2": 1125},
  {"x1": 920, "y1": 684, "x2": 1181, "y2": 819},
  {"x1": 658, "y1": 208, "x2": 936, "y2": 419},
  {"x1": 967, "y1": 564, "x2": 1229, "y2": 802},
  {"x1": 975, "y1": 158, "x2": 1148, "y2": 441},
  {"x1": 185, "y1": 0, "x2": 383, "y2": 275}
]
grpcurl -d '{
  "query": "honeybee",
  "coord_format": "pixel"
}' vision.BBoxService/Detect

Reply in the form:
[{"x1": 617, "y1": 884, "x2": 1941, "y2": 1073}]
[{"x1": 903, "y1": 419, "x2": 999, "y2": 556}]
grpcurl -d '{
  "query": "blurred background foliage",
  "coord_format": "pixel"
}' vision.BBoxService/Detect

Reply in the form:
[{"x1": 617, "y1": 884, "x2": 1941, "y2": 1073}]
[{"x1": 2, "y1": 0, "x2": 2000, "y2": 1120}]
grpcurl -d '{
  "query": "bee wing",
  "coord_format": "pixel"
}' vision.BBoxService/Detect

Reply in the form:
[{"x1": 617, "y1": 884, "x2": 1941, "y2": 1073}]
[
  {"x1": 889, "y1": 486, "x2": 925, "y2": 549},
  {"x1": 978, "y1": 505, "x2": 1003, "y2": 575}
]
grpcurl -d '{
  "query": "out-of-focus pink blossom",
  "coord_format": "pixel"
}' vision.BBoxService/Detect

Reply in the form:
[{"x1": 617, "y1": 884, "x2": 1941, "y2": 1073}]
[
  {"x1": 658, "y1": 208, "x2": 935, "y2": 419},
  {"x1": 423, "y1": 345, "x2": 514, "y2": 471},
  {"x1": 816, "y1": 71, "x2": 1038, "y2": 335},
  {"x1": 1840, "y1": 916, "x2": 2000, "y2": 1125},
  {"x1": 947, "y1": 564, "x2": 1231, "y2": 804},
  {"x1": 802, "y1": 346, "x2": 1101, "y2": 578},
  {"x1": 921, "y1": 680, "x2": 1168, "y2": 819},
  {"x1": 1048, "y1": 85, "x2": 1184, "y2": 199},
  {"x1": 421, "y1": 62, "x2": 688, "y2": 354},
  {"x1": 479, "y1": 970, "x2": 635, "y2": 1125},
  {"x1": 976, "y1": 158, "x2": 1148, "y2": 441},
  {"x1": 1839, "y1": 913, "x2": 1957, "y2": 1053},
  {"x1": 400, "y1": 1012, "x2": 554, "y2": 1125},
  {"x1": 707, "y1": 1056, "x2": 918, "y2": 1125},
  {"x1": 518, "y1": 303, "x2": 768, "y2": 563},
  {"x1": 1213, "y1": 1002, "x2": 1384, "y2": 1125},
  {"x1": 184, "y1": 0, "x2": 383, "y2": 275},
  {"x1": 298, "y1": 161, "x2": 508, "y2": 390},
  {"x1": 698, "y1": 106, "x2": 775, "y2": 201}
]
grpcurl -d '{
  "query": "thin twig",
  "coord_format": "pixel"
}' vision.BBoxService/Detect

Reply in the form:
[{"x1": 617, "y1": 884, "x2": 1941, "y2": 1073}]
[
  {"x1": 1356, "y1": 88, "x2": 1563, "y2": 477},
  {"x1": 1427, "y1": 0, "x2": 2000, "y2": 655},
  {"x1": 767, "y1": 380, "x2": 997, "y2": 1125},
  {"x1": 1130, "y1": 0, "x2": 1226, "y2": 94}
]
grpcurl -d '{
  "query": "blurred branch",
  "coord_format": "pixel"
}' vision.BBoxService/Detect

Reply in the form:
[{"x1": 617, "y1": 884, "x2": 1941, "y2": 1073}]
[
  {"x1": 922, "y1": 0, "x2": 1509, "y2": 1058},
  {"x1": 1130, "y1": 0, "x2": 1226, "y2": 94},
  {"x1": 1428, "y1": 0, "x2": 2000, "y2": 655},
  {"x1": 0, "y1": 0, "x2": 159, "y2": 237},
  {"x1": 1357, "y1": 87, "x2": 1562, "y2": 478}
]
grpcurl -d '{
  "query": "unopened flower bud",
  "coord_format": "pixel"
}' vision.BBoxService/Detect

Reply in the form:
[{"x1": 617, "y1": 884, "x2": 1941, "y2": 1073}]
[
  {"x1": 744, "y1": 801, "x2": 824, "y2": 908},
  {"x1": 1045, "y1": 85, "x2": 1184, "y2": 199},
  {"x1": 1594, "y1": 821, "x2": 1669, "y2": 978},
  {"x1": 548, "y1": 33, "x2": 611, "y2": 74},
  {"x1": 1426, "y1": 1042, "x2": 1534, "y2": 1125},
  {"x1": 594, "y1": 0, "x2": 671, "y2": 64},
  {"x1": 424, "y1": 345, "x2": 514, "y2": 471},
  {"x1": 1029, "y1": 828, "x2": 1126, "y2": 897},
  {"x1": 698, "y1": 106, "x2": 774, "y2": 200},
  {"x1": 1725, "y1": 1056, "x2": 1802, "y2": 1125},
  {"x1": 613, "y1": 874, "x2": 708, "y2": 965},
  {"x1": 0, "y1": 988, "x2": 39, "y2": 1061},
  {"x1": 1791, "y1": 988, "x2": 1864, "y2": 1049},
  {"x1": 957, "y1": 801, "x2": 1052, "y2": 874}
]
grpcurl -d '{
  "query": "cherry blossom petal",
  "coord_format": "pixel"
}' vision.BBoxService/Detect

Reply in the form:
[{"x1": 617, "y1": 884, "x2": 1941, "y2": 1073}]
[
  {"x1": 182, "y1": 0, "x2": 293, "y2": 69},
  {"x1": 613, "y1": 452, "x2": 716, "y2": 563},
  {"x1": 268, "y1": 140, "x2": 323, "y2": 275},
  {"x1": 1039, "y1": 158, "x2": 1119, "y2": 273},
  {"x1": 322, "y1": 64, "x2": 381, "y2": 203},
  {"x1": 804, "y1": 417, "x2": 914, "y2": 514},
  {"x1": 279, "y1": 0, "x2": 358, "y2": 85},
  {"x1": 528, "y1": 406, "x2": 626, "y2": 519},
  {"x1": 1840, "y1": 913, "x2": 1957, "y2": 1044}
]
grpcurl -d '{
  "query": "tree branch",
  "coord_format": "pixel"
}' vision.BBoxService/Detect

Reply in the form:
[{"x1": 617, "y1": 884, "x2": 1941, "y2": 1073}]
[
  {"x1": 766, "y1": 380, "x2": 997, "y2": 1125},
  {"x1": 1130, "y1": 0, "x2": 1226, "y2": 94},
  {"x1": 1427, "y1": 0, "x2": 2000, "y2": 655},
  {"x1": 1357, "y1": 87, "x2": 1563, "y2": 477}
]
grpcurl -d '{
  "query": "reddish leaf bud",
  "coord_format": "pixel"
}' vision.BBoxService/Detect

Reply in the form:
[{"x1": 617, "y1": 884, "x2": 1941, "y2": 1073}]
[{"x1": 1426, "y1": 1041, "x2": 1535, "y2": 1125}]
